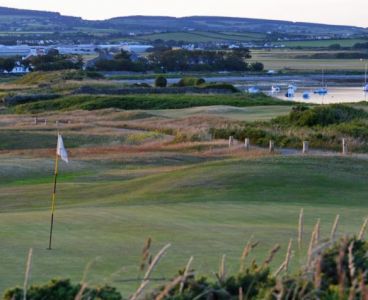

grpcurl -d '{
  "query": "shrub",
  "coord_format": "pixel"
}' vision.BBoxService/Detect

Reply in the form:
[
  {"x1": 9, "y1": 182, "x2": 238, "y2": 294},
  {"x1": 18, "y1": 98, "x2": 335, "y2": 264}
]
[
  {"x1": 200, "y1": 83, "x2": 239, "y2": 93},
  {"x1": 3, "y1": 279, "x2": 122, "y2": 300},
  {"x1": 155, "y1": 75, "x2": 168, "y2": 87},
  {"x1": 3, "y1": 93, "x2": 61, "y2": 106},
  {"x1": 177, "y1": 77, "x2": 200, "y2": 87},
  {"x1": 249, "y1": 62, "x2": 264, "y2": 72},
  {"x1": 287, "y1": 104, "x2": 368, "y2": 127}
]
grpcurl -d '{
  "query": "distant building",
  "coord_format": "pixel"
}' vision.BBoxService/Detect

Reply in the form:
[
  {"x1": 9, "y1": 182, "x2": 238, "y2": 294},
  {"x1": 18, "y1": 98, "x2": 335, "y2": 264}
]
[
  {"x1": 84, "y1": 50, "x2": 114, "y2": 69},
  {"x1": 3, "y1": 61, "x2": 30, "y2": 74}
]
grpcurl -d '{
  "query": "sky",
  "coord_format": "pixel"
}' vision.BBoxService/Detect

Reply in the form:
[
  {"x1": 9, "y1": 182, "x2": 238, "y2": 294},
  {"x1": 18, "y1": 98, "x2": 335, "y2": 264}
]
[{"x1": 0, "y1": 0, "x2": 367, "y2": 27}]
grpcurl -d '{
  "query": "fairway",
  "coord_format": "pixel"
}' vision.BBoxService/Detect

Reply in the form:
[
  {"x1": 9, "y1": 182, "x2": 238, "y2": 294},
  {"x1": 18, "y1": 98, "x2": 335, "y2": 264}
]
[{"x1": 1, "y1": 154, "x2": 368, "y2": 295}]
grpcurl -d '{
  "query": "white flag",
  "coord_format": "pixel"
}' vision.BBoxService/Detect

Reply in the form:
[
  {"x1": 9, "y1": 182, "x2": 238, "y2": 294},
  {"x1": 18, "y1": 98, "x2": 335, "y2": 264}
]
[{"x1": 57, "y1": 134, "x2": 69, "y2": 163}]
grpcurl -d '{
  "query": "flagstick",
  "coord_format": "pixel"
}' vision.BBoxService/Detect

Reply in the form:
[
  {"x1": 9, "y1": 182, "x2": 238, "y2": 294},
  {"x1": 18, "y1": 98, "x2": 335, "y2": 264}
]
[{"x1": 48, "y1": 151, "x2": 59, "y2": 250}]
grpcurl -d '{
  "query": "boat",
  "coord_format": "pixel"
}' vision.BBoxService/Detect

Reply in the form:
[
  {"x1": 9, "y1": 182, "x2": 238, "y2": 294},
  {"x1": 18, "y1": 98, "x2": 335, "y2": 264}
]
[
  {"x1": 271, "y1": 85, "x2": 281, "y2": 93},
  {"x1": 248, "y1": 87, "x2": 260, "y2": 94},
  {"x1": 363, "y1": 61, "x2": 368, "y2": 92},
  {"x1": 285, "y1": 87, "x2": 295, "y2": 98},
  {"x1": 314, "y1": 87, "x2": 328, "y2": 94},
  {"x1": 302, "y1": 91, "x2": 310, "y2": 99},
  {"x1": 288, "y1": 84, "x2": 297, "y2": 91},
  {"x1": 314, "y1": 69, "x2": 328, "y2": 95}
]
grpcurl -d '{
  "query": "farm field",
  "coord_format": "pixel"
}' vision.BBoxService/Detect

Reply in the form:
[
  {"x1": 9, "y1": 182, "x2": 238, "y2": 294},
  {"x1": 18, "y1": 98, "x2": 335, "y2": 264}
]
[
  {"x1": 275, "y1": 38, "x2": 368, "y2": 48},
  {"x1": 250, "y1": 49, "x2": 368, "y2": 71},
  {"x1": 1, "y1": 106, "x2": 368, "y2": 296},
  {"x1": 131, "y1": 31, "x2": 266, "y2": 43}
]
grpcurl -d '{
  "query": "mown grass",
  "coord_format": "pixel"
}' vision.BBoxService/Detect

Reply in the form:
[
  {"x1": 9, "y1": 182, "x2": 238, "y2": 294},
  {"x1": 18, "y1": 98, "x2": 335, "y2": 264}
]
[
  {"x1": 1, "y1": 155, "x2": 368, "y2": 295},
  {"x1": 13, "y1": 94, "x2": 292, "y2": 114}
]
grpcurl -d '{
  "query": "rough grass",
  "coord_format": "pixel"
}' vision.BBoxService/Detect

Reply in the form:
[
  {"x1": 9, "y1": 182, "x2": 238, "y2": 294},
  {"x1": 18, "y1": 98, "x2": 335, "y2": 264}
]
[
  {"x1": 13, "y1": 94, "x2": 292, "y2": 114},
  {"x1": 1, "y1": 155, "x2": 368, "y2": 295}
]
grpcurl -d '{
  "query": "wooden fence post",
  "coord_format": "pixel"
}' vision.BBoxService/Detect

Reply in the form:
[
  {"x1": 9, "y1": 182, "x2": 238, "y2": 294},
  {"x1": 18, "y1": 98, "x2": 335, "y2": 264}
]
[
  {"x1": 244, "y1": 138, "x2": 250, "y2": 151},
  {"x1": 269, "y1": 140, "x2": 275, "y2": 153},
  {"x1": 342, "y1": 139, "x2": 348, "y2": 155},
  {"x1": 302, "y1": 141, "x2": 309, "y2": 154}
]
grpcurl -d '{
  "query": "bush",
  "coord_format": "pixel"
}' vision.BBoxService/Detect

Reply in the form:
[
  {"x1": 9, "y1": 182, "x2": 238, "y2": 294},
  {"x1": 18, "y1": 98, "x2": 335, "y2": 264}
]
[
  {"x1": 287, "y1": 104, "x2": 368, "y2": 127},
  {"x1": 177, "y1": 77, "x2": 202, "y2": 87},
  {"x1": 155, "y1": 75, "x2": 167, "y2": 87},
  {"x1": 3, "y1": 279, "x2": 122, "y2": 300},
  {"x1": 249, "y1": 62, "x2": 264, "y2": 72},
  {"x1": 200, "y1": 83, "x2": 239, "y2": 93},
  {"x1": 3, "y1": 93, "x2": 60, "y2": 106}
]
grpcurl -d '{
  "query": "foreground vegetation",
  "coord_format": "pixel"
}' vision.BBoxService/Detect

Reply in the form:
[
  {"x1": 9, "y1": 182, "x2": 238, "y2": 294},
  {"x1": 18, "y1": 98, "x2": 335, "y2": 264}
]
[{"x1": 4, "y1": 235, "x2": 368, "y2": 299}]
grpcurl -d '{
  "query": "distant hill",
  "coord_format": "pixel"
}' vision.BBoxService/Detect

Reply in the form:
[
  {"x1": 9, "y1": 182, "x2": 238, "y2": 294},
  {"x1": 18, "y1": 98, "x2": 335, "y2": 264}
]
[{"x1": 0, "y1": 6, "x2": 366, "y2": 43}]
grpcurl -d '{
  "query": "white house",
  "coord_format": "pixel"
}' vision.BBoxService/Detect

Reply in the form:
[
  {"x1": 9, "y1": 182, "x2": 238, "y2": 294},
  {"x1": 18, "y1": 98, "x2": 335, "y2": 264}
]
[{"x1": 4, "y1": 61, "x2": 30, "y2": 74}]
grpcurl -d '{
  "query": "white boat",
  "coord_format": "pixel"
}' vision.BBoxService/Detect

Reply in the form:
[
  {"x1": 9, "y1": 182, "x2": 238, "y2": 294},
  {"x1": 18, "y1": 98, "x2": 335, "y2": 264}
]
[
  {"x1": 285, "y1": 87, "x2": 295, "y2": 98},
  {"x1": 363, "y1": 61, "x2": 368, "y2": 92},
  {"x1": 271, "y1": 85, "x2": 281, "y2": 93},
  {"x1": 288, "y1": 84, "x2": 297, "y2": 91},
  {"x1": 314, "y1": 87, "x2": 328, "y2": 94},
  {"x1": 314, "y1": 69, "x2": 328, "y2": 95},
  {"x1": 248, "y1": 87, "x2": 260, "y2": 94}
]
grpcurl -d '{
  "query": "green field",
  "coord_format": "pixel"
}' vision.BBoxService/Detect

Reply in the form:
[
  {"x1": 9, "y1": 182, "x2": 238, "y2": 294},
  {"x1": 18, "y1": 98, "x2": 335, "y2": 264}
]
[
  {"x1": 251, "y1": 49, "x2": 368, "y2": 71},
  {"x1": 275, "y1": 38, "x2": 368, "y2": 48},
  {"x1": 132, "y1": 31, "x2": 266, "y2": 43}
]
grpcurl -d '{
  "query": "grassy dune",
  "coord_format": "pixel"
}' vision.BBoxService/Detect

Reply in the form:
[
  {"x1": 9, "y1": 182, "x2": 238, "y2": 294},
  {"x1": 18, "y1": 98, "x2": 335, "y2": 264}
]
[
  {"x1": 1, "y1": 155, "x2": 368, "y2": 295},
  {"x1": 13, "y1": 94, "x2": 291, "y2": 114}
]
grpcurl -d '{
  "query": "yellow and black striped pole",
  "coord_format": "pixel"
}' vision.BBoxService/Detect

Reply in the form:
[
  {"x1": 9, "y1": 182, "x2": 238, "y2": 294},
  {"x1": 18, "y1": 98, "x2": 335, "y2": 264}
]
[{"x1": 48, "y1": 151, "x2": 59, "y2": 250}]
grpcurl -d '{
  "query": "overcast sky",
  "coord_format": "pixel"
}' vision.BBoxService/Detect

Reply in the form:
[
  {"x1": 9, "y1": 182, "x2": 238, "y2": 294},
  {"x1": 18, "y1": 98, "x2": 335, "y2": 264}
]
[{"x1": 0, "y1": 0, "x2": 367, "y2": 27}]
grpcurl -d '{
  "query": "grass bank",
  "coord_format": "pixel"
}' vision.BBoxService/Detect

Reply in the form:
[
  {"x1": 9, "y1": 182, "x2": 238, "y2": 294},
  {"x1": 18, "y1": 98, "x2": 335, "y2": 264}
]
[{"x1": 14, "y1": 94, "x2": 292, "y2": 114}]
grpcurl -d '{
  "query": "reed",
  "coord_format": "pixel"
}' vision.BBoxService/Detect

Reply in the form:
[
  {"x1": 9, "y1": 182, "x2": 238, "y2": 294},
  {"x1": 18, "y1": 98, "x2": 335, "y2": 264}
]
[
  {"x1": 284, "y1": 239, "x2": 293, "y2": 273},
  {"x1": 23, "y1": 248, "x2": 33, "y2": 300},
  {"x1": 140, "y1": 237, "x2": 152, "y2": 271},
  {"x1": 179, "y1": 256, "x2": 194, "y2": 294},
  {"x1": 155, "y1": 275, "x2": 184, "y2": 300},
  {"x1": 217, "y1": 254, "x2": 227, "y2": 284},
  {"x1": 130, "y1": 243, "x2": 171, "y2": 300},
  {"x1": 307, "y1": 228, "x2": 317, "y2": 267},
  {"x1": 262, "y1": 244, "x2": 281, "y2": 267},
  {"x1": 313, "y1": 218, "x2": 321, "y2": 246},
  {"x1": 358, "y1": 218, "x2": 368, "y2": 240},
  {"x1": 330, "y1": 214, "x2": 340, "y2": 242},
  {"x1": 240, "y1": 239, "x2": 259, "y2": 272},
  {"x1": 298, "y1": 208, "x2": 304, "y2": 251}
]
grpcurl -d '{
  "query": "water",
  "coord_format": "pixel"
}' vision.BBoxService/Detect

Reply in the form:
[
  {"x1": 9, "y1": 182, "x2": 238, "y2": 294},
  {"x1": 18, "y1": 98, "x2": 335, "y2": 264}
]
[{"x1": 273, "y1": 87, "x2": 368, "y2": 104}]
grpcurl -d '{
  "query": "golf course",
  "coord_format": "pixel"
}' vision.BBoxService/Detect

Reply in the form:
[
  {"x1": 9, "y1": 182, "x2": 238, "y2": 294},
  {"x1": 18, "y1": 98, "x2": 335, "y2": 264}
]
[{"x1": 1, "y1": 105, "x2": 368, "y2": 296}]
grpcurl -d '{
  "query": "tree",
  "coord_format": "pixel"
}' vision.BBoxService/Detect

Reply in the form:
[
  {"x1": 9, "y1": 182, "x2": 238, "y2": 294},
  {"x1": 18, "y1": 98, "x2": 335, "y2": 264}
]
[
  {"x1": 155, "y1": 75, "x2": 167, "y2": 87},
  {"x1": 0, "y1": 57, "x2": 16, "y2": 72},
  {"x1": 328, "y1": 43, "x2": 342, "y2": 50},
  {"x1": 249, "y1": 62, "x2": 264, "y2": 72}
]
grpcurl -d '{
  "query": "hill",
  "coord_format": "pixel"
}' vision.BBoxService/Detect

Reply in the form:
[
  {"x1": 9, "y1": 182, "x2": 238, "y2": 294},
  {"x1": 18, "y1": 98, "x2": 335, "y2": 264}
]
[{"x1": 0, "y1": 6, "x2": 366, "y2": 44}]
